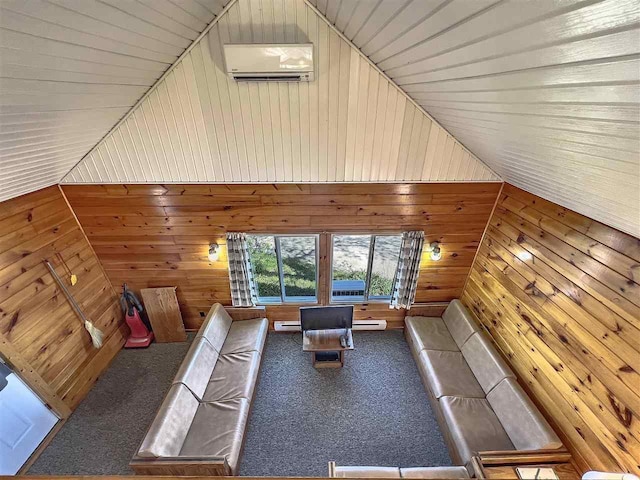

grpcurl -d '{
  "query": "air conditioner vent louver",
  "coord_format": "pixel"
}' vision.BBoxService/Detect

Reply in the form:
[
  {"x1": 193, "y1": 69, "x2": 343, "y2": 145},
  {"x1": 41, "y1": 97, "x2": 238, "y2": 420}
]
[
  {"x1": 224, "y1": 44, "x2": 314, "y2": 82},
  {"x1": 232, "y1": 74, "x2": 304, "y2": 82}
]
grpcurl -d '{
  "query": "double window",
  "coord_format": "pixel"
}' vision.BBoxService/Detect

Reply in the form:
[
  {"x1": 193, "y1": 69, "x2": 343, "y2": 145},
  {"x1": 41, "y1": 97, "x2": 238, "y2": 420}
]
[
  {"x1": 246, "y1": 235, "x2": 319, "y2": 304},
  {"x1": 246, "y1": 233, "x2": 402, "y2": 305}
]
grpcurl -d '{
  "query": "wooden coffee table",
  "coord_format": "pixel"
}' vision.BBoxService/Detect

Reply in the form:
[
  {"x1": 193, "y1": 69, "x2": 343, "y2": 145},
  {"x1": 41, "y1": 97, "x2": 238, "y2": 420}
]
[{"x1": 302, "y1": 328, "x2": 354, "y2": 368}]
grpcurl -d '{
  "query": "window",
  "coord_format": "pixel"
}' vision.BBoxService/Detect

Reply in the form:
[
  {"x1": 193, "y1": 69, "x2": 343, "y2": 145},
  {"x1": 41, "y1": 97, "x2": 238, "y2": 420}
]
[
  {"x1": 246, "y1": 234, "x2": 318, "y2": 304},
  {"x1": 331, "y1": 234, "x2": 402, "y2": 303}
]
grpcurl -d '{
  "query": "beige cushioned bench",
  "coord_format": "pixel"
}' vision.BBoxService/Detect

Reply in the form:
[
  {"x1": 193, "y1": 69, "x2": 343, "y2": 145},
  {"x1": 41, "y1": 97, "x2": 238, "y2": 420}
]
[
  {"x1": 329, "y1": 462, "x2": 470, "y2": 478},
  {"x1": 329, "y1": 301, "x2": 562, "y2": 476},
  {"x1": 405, "y1": 300, "x2": 562, "y2": 466},
  {"x1": 131, "y1": 303, "x2": 268, "y2": 475}
]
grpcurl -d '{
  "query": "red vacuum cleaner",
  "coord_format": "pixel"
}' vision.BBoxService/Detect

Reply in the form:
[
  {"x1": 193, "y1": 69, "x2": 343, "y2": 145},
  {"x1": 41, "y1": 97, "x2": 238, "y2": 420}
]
[{"x1": 121, "y1": 284, "x2": 154, "y2": 348}]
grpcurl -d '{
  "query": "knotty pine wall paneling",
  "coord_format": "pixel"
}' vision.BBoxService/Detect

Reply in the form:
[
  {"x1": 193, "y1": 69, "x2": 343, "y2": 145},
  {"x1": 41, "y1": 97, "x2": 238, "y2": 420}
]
[
  {"x1": 461, "y1": 184, "x2": 640, "y2": 475},
  {"x1": 63, "y1": 182, "x2": 501, "y2": 329},
  {"x1": 0, "y1": 186, "x2": 126, "y2": 414}
]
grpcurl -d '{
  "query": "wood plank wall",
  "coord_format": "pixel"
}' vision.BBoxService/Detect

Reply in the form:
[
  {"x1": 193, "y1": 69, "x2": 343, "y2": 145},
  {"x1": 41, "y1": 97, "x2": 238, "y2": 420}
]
[
  {"x1": 62, "y1": 183, "x2": 500, "y2": 329},
  {"x1": 0, "y1": 186, "x2": 126, "y2": 416},
  {"x1": 461, "y1": 184, "x2": 640, "y2": 475}
]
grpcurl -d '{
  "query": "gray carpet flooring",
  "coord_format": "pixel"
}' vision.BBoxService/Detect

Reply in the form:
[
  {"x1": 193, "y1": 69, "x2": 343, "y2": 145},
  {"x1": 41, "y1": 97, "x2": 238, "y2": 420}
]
[
  {"x1": 28, "y1": 331, "x2": 450, "y2": 476},
  {"x1": 28, "y1": 337, "x2": 192, "y2": 475},
  {"x1": 239, "y1": 331, "x2": 451, "y2": 477}
]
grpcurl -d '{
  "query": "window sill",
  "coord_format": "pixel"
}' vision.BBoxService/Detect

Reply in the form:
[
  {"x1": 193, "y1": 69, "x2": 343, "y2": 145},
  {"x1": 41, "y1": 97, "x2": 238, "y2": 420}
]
[
  {"x1": 256, "y1": 299, "x2": 319, "y2": 306},
  {"x1": 330, "y1": 299, "x2": 391, "y2": 305}
]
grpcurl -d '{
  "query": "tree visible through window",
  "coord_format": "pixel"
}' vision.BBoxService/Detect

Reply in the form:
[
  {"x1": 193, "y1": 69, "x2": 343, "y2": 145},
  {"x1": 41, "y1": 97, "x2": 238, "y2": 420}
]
[
  {"x1": 246, "y1": 235, "x2": 318, "y2": 303},
  {"x1": 331, "y1": 234, "x2": 402, "y2": 302}
]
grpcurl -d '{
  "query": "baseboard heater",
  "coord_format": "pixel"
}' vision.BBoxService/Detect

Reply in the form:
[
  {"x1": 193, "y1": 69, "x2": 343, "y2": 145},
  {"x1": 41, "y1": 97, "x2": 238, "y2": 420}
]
[{"x1": 274, "y1": 319, "x2": 387, "y2": 332}]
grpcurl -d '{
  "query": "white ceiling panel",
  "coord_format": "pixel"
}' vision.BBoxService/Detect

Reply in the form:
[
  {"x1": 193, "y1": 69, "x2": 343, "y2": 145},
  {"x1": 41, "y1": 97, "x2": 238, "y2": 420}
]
[
  {"x1": 310, "y1": 0, "x2": 640, "y2": 237},
  {"x1": 2, "y1": 0, "x2": 637, "y2": 238},
  {"x1": 0, "y1": 0, "x2": 227, "y2": 202},
  {"x1": 63, "y1": 0, "x2": 498, "y2": 184}
]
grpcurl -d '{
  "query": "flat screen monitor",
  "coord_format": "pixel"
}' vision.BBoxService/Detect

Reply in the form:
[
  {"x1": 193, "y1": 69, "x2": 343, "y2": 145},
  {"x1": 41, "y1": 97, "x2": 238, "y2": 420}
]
[{"x1": 300, "y1": 305, "x2": 353, "y2": 331}]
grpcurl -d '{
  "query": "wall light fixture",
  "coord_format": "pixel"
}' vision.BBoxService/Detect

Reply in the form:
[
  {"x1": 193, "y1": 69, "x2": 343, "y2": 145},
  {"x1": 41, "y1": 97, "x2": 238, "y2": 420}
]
[
  {"x1": 430, "y1": 243, "x2": 442, "y2": 261},
  {"x1": 208, "y1": 244, "x2": 219, "y2": 262},
  {"x1": 425, "y1": 241, "x2": 442, "y2": 261}
]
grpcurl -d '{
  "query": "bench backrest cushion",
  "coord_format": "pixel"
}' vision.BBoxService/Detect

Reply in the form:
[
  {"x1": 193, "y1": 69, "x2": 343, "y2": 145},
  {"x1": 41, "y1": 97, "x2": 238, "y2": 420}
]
[
  {"x1": 138, "y1": 383, "x2": 199, "y2": 458},
  {"x1": 487, "y1": 378, "x2": 562, "y2": 451},
  {"x1": 442, "y1": 300, "x2": 479, "y2": 348},
  {"x1": 333, "y1": 466, "x2": 401, "y2": 478},
  {"x1": 173, "y1": 336, "x2": 219, "y2": 399},
  {"x1": 196, "y1": 303, "x2": 233, "y2": 353},
  {"x1": 461, "y1": 332, "x2": 514, "y2": 394}
]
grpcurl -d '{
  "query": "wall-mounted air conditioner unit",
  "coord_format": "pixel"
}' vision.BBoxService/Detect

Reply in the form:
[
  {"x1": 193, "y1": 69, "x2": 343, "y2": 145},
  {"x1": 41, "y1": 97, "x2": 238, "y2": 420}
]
[{"x1": 223, "y1": 43, "x2": 314, "y2": 82}]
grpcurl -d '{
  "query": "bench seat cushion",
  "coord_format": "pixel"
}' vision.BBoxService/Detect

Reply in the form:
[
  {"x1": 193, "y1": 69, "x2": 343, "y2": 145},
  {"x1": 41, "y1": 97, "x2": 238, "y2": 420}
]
[
  {"x1": 440, "y1": 396, "x2": 514, "y2": 463},
  {"x1": 203, "y1": 351, "x2": 261, "y2": 402},
  {"x1": 180, "y1": 397, "x2": 250, "y2": 474},
  {"x1": 419, "y1": 350, "x2": 485, "y2": 399},
  {"x1": 220, "y1": 317, "x2": 269, "y2": 355},
  {"x1": 400, "y1": 466, "x2": 470, "y2": 478},
  {"x1": 333, "y1": 466, "x2": 401, "y2": 478},
  {"x1": 442, "y1": 300, "x2": 479, "y2": 348},
  {"x1": 487, "y1": 378, "x2": 562, "y2": 451},
  {"x1": 405, "y1": 316, "x2": 459, "y2": 352}
]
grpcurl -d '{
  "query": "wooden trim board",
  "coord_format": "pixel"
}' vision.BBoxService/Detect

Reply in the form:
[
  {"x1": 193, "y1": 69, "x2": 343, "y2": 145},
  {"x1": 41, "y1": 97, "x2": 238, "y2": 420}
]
[{"x1": 140, "y1": 287, "x2": 186, "y2": 343}]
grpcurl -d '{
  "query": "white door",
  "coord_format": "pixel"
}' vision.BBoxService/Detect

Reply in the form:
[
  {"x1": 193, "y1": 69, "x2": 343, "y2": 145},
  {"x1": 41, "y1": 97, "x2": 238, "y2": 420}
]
[{"x1": 0, "y1": 362, "x2": 59, "y2": 475}]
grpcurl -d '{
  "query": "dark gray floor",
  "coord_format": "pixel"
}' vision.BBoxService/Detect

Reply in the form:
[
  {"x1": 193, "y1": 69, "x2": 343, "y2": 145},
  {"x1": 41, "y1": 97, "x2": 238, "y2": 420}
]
[
  {"x1": 28, "y1": 331, "x2": 450, "y2": 476},
  {"x1": 239, "y1": 331, "x2": 451, "y2": 477},
  {"x1": 28, "y1": 338, "x2": 192, "y2": 475}
]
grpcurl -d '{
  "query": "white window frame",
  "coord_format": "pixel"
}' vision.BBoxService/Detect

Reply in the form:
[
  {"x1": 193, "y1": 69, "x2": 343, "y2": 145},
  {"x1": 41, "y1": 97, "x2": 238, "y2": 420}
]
[
  {"x1": 248, "y1": 234, "x2": 319, "y2": 305},
  {"x1": 330, "y1": 233, "x2": 402, "y2": 304}
]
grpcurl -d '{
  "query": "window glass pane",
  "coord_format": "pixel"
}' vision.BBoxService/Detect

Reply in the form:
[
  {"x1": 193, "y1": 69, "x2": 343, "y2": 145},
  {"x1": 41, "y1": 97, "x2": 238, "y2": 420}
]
[
  {"x1": 247, "y1": 235, "x2": 282, "y2": 302},
  {"x1": 369, "y1": 235, "x2": 402, "y2": 299},
  {"x1": 279, "y1": 236, "x2": 317, "y2": 302},
  {"x1": 331, "y1": 235, "x2": 371, "y2": 302}
]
